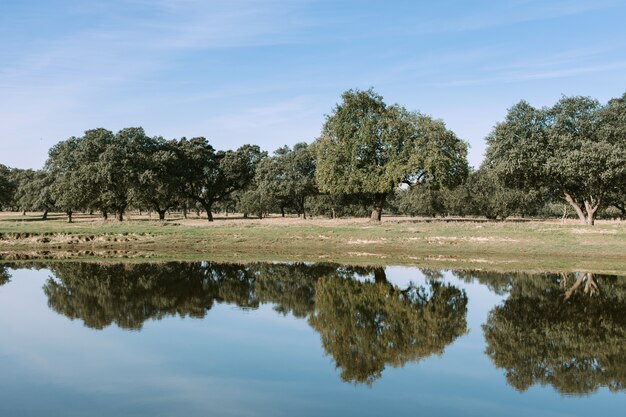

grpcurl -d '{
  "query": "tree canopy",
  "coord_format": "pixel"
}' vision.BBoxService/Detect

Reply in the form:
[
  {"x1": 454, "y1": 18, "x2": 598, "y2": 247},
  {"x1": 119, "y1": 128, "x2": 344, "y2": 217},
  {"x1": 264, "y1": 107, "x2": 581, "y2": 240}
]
[
  {"x1": 0, "y1": 164, "x2": 15, "y2": 211},
  {"x1": 174, "y1": 138, "x2": 265, "y2": 221},
  {"x1": 314, "y1": 89, "x2": 468, "y2": 220},
  {"x1": 485, "y1": 94, "x2": 626, "y2": 225}
]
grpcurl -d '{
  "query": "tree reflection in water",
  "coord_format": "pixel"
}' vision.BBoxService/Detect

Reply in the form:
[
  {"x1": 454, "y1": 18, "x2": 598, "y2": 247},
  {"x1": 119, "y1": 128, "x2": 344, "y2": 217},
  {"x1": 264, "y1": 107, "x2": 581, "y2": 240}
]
[
  {"x1": 36, "y1": 261, "x2": 468, "y2": 384},
  {"x1": 0, "y1": 265, "x2": 10, "y2": 286},
  {"x1": 476, "y1": 271, "x2": 626, "y2": 395},
  {"x1": 310, "y1": 267, "x2": 468, "y2": 384}
]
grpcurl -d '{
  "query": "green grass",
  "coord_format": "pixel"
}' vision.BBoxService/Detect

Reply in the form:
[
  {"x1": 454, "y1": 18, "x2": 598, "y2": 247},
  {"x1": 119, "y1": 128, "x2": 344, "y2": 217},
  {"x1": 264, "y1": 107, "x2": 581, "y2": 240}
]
[{"x1": 1, "y1": 212, "x2": 625, "y2": 274}]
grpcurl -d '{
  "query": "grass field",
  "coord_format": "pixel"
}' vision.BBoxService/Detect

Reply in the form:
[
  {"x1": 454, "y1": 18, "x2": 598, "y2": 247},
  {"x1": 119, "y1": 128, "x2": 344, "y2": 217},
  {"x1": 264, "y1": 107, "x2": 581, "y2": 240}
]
[{"x1": 1, "y1": 211, "x2": 625, "y2": 274}]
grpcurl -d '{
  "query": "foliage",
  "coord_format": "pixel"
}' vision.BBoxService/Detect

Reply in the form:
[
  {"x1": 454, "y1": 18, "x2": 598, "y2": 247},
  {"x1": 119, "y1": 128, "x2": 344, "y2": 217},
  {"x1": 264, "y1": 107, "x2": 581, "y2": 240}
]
[
  {"x1": 174, "y1": 138, "x2": 265, "y2": 221},
  {"x1": 253, "y1": 143, "x2": 317, "y2": 217},
  {"x1": 485, "y1": 94, "x2": 626, "y2": 225},
  {"x1": 132, "y1": 137, "x2": 182, "y2": 220},
  {"x1": 0, "y1": 164, "x2": 16, "y2": 210},
  {"x1": 314, "y1": 89, "x2": 468, "y2": 220}
]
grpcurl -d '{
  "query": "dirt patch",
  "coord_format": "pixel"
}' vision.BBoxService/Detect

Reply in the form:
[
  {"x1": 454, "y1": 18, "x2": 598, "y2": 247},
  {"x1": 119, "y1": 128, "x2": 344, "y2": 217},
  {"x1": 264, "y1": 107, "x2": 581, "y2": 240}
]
[
  {"x1": 347, "y1": 239, "x2": 387, "y2": 245},
  {"x1": 572, "y1": 228, "x2": 618, "y2": 235},
  {"x1": 0, "y1": 232, "x2": 154, "y2": 247}
]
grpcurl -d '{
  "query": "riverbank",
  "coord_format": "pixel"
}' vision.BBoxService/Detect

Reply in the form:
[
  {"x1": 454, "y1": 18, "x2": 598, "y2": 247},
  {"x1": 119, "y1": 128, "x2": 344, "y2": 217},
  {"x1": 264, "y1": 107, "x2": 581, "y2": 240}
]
[{"x1": 1, "y1": 212, "x2": 625, "y2": 274}]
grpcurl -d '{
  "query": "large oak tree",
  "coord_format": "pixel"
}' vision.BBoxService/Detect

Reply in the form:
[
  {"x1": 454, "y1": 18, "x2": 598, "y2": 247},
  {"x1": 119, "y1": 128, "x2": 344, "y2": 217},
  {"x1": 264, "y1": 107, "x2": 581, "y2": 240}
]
[
  {"x1": 485, "y1": 94, "x2": 626, "y2": 225},
  {"x1": 314, "y1": 89, "x2": 468, "y2": 220}
]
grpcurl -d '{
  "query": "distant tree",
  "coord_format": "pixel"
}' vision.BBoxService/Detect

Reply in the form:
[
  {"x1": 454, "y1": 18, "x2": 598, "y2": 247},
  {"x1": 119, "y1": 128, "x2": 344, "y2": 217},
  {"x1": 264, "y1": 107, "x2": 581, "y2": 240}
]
[
  {"x1": 315, "y1": 89, "x2": 468, "y2": 221},
  {"x1": 236, "y1": 188, "x2": 272, "y2": 219},
  {"x1": 133, "y1": 137, "x2": 181, "y2": 220},
  {"x1": 46, "y1": 137, "x2": 87, "y2": 222},
  {"x1": 174, "y1": 138, "x2": 266, "y2": 221},
  {"x1": 395, "y1": 184, "x2": 445, "y2": 217},
  {"x1": 485, "y1": 94, "x2": 626, "y2": 225},
  {"x1": 96, "y1": 127, "x2": 149, "y2": 221},
  {"x1": 0, "y1": 164, "x2": 15, "y2": 210},
  {"x1": 12, "y1": 169, "x2": 55, "y2": 219},
  {"x1": 441, "y1": 182, "x2": 474, "y2": 217},
  {"x1": 468, "y1": 167, "x2": 529, "y2": 220},
  {"x1": 254, "y1": 143, "x2": 317, "y2": 218}
]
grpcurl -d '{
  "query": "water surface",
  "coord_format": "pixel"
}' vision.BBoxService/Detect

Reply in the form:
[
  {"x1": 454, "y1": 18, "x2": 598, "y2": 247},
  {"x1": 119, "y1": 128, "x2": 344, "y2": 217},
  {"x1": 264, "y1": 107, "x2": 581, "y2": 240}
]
[{"x1": 0, "y1": 262, "x2": 624, "y2": 416}]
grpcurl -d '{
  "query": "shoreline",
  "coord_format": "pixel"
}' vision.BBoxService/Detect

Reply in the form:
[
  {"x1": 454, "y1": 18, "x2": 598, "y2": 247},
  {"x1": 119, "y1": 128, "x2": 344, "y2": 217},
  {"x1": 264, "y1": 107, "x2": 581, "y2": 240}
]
[{"x1": 1, "y1": 213, "x2": 625, "y2": 274}]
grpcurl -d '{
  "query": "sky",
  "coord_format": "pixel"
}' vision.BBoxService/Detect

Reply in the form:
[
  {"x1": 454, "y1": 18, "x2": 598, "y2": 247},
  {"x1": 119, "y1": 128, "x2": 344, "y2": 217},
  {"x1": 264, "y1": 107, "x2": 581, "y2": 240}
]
[{"x1": 1, "y1": 0, "x2": 625, "y2": 169}]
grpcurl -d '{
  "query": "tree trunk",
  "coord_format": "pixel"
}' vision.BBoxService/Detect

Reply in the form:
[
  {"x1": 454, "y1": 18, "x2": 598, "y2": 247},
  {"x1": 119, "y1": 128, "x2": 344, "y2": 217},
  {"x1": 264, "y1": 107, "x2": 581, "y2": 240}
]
[
  {"x1": 370, "y1": 193, "x2": 386, "y2": 221},
  {"x1": 331, "y1": 207, "x2": 336, "y2": 219},
  {"x1": 157, "y1": 210, "x2": 166, "y2": 220},
  {"x1": 183, "y1": 207, "x2": 188, "y2": 219},
  {"x1": 280, "y1": 206, "x2": 285, "y2": 217},
  {"x1": 300, "y1": 198, "x2": 306, "y2": 219},
  {"x1": 42, "y1": 210, "x2": 48, "y2": 220},
  {"x1": 117, "y1": 210, "x2": 124, "y2": 221},
  {"x1": 102, "y1": 211, "x2": 108, "y2": 220},
  {"x1": 584, "y1": 200, "x2": 598, "y2": 226},
  {"x1": 201, "y1": 202, "x2": 214, "y2": 221},
  {"x1": 22, "y1": 210, "x2": 26, "y2": 216},
  {"x1": 67, "y1": 210, "x2": 73, "y2": 223},
  {"x1": 563, "y1": 192, "x2": 587, "y2": 224}
]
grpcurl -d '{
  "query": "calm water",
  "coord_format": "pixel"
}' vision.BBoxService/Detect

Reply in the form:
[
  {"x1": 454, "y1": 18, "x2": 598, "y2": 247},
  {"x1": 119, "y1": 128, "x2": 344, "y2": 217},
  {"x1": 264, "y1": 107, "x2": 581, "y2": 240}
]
[{"x1": 0, "y1": 261, "x2": 625, "y2": 416}]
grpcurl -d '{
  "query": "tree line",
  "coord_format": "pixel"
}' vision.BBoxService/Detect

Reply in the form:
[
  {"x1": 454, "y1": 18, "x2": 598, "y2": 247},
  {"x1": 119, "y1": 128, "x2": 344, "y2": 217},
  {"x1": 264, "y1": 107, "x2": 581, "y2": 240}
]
[{"x1": 0, "y1": 89, "x2": 624, "y2": 224}]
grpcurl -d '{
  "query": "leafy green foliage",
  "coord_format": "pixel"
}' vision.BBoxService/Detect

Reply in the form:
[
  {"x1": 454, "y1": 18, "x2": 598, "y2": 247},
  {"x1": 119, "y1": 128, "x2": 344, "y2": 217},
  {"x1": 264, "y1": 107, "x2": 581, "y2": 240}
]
[
  {"x1": 12, "y1": 169, "x2": 55, "y2": 217},
  {"x1": 314, "y1": 89, "x2": 468, "y2": 220},
  {"x1": 174, "y1": 138, "x2": 266, "y2": 221},
  {"x1": 133, "y1": 137, "x2": 182, "y2": 219},
  {"x1": 486, "y1": 94, "x2": 626, "y2": 225},
  {"x1": 0, "y1": 164, "x2": 15, "y2": 210},
  {"x1": 252, "y1": 143, "x2": 317, "y2": 217}
]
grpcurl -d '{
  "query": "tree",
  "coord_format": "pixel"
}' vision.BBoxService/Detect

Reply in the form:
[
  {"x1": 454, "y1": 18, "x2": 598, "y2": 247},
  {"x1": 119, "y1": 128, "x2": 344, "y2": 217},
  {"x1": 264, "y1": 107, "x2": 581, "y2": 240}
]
[
  {"x1": 12, "y1": 169, "x2": 55, "y2": 219},
  {"x1": 46, "y1": 136, "x2": 87, "y2": 222},
  {"x1": 0, "y1": 164, "x2": 15, "y2": 210},
  {"x1": 485, "y1": 94, "x2": 626, "y2": 225},
  {"x1": 174, "y1": 138, "x2": 266, "y2": 221},
  {"x1": 395, "y1": 184, "x2": 446, "y2": 217},
  {"x1": 133, "y1": 137, "x2": 181, "y2": 220},
  {"x1": 468, "y1": 167, "x2": 534, "y2": 220},
  {"x1": 254, "y1": 143, "x2": 317, "y2": 218},
  {"x1": 315, "y1": 89, "x2": 468, "y2": 221},
  {"x1": 96, "y1": 127, "x2": 148, "y2": 221}
]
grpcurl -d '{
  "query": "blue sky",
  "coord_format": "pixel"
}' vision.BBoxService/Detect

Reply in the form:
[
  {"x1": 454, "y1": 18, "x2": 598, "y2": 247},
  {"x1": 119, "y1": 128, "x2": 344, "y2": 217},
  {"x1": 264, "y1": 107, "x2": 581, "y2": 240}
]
[{"x1": 1, "y1": 0, "x2": 625, "y2": 169}]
